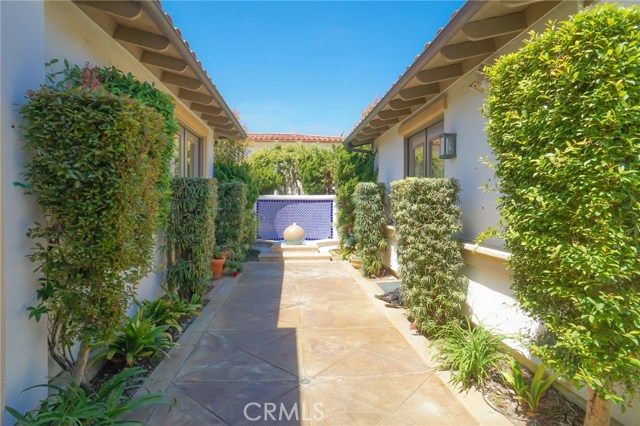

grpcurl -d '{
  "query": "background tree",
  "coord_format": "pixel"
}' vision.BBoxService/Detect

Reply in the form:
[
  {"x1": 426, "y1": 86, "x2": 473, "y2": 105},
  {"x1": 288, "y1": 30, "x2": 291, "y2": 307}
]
[{"x1": 484, "y1": 6, "x2": 640, "y2": 426}]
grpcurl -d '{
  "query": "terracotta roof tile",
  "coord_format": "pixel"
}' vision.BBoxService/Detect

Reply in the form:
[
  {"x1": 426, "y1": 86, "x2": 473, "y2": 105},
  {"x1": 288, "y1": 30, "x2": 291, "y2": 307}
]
[{"x1": 248, "y1": 133, "x2": 344, "y2": 143}]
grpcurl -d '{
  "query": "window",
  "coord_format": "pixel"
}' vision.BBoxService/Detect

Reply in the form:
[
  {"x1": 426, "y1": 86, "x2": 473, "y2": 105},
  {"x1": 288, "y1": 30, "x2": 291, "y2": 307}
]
[
  {"x1": 406, "y1": 120, "x2": 444, "y2": 178},
  {"x1": 173, "y1": 125, "x2": 204, "y2": 177}
]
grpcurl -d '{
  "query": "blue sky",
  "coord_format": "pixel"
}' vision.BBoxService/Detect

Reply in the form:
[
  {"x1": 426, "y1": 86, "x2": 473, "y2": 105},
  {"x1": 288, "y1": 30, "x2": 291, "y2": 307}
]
[{"x1": 162, "y1": 1, "x2": 465, "y2": 136}]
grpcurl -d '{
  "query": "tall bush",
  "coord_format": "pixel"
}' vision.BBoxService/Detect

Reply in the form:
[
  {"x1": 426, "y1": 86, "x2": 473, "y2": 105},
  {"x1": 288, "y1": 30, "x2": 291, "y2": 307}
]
[
  {"x1": 49, "y1": 61, "x2": 179, "y2": 223},
  {"x1": 216, "y1": 181, "x2": 248, "y2": 247},
  {"x1": 391, "y1": 178, "x2": 466, "y2": 335},
  {"x1": 333, "y1": 145, "x2": 376, "y2": 248},
  {"x1": 484, "y1": 5, "x2": 640, "y2": 424},
  {"x1": 353, "y1": 182, "x2": 388, "y2": 276},
  {"x1": 21, "y1": 86, "x2": 167, "y2": 383},
  {"x1": 166, "y1": 178, "x2": 217, "y2": 299}
]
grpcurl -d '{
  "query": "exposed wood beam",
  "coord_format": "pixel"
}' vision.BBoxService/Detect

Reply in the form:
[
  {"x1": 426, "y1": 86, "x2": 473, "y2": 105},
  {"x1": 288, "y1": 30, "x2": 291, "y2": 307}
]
[
  {"x1": 416, "y1": 64, "x2": 463, "y2": 84},
  {"x1": 75, "y1": 1, "x2": 142, "y2": 19},
  {"x1": 462, "y1": 12, "x2": 527, "y2": 41},
  {"x1": 140, "y1": 51, "x2": 187, "y2": 72},
  {"x1": 191, "y1": 103, "x2": 222, "y2": 116},
  {"x1": 362, "y1": 127, "x2": 382, "y2": 136},
  {"x1": 399, "y1": 84, "x2": 439, "y2": 101},
  {"x1": 161, "y1": 71, "x2": 202, "y2": 90},
  {"x1": 179, "y1": 89, "x2": 214, "y2": 105},
  {"x1": 370, "y1": 118, "x2": 399, "y2": 129},
  {"x1": 355, "y1": 134, "x2": 376, "y2": 143},
  {"x1": 378, "y1": 108, "x2": 412, "y2": 120},
  {"x1": 389, "y1": 97, "x2": 426, "y2": 110},
  {"x1": 441, "y1": 39, "x2": 496, "y2": 61},
  {"x1": 201, "y1": 113, "x2": 230, "y2": 125},
  {"x1": 502, "y1": 0, "x2": 544, "y2": 7},
  {"x1": 113, "y1": 25, "x2": 169, "y2": 51},
  {"x1": 211, "y1": 122, "x2": 235, "y2": 131},
  {"x1": 215, "y1": 129, "x2": 240, "y2": 140}
]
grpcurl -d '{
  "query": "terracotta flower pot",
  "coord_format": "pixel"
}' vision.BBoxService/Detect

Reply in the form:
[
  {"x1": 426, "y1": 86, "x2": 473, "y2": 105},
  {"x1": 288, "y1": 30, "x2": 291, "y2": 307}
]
[
  {"x1": 351, "y1": 256, "x2": 362, "y2": 269},
  {"x1": 211, "y1": 258, "x2": 225, "y2": 279}
]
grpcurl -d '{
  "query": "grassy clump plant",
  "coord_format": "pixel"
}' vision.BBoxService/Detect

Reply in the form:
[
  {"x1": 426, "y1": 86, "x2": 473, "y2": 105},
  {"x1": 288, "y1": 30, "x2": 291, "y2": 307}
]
[
  {"x1": 484, "y1": 5, "x2": 640, "y2": 423},
  {"x1": 353, "y1": 182, "x2": 388, "y2": 276},
  {"x1": 6, "y1": 368, "x2": 163, "y2": 426},
  {"x1": 166, "y1": 178, "x2": 217, "y2": 299},
  {"x1": 391, "y1": 178, "x2": 467, "y2": 335},
  {"x1": 433, "y1": 319, "x2": 505, "y2": 390}
]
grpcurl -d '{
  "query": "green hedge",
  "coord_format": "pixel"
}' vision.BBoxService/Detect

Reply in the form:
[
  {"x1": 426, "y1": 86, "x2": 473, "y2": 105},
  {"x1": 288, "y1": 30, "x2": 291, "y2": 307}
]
[
  {"x1": 166, "y1": 178, "x2": 217, "y2": 299},
  {"x1": 333, "y1": 146, "x2": 376, "y2": 247},
  {"x1": 22, "y1": 86, "x2": 167, "y2": 380},
  {"x1": 485, "y1": 4, "x2": 640, "y2": 406},
  {"x1": 391, "y1": 178, "x2": 466, "y2": 334},
  {"x1": 216, "y1": 180, "x2": 248, "y2": 247},
  {"x1": 353, "y1": 182, "x2": 388, "y2": 276}
]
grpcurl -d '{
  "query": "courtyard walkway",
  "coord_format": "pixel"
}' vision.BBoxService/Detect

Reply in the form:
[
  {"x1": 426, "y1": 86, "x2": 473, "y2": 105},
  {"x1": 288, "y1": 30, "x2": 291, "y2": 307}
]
[{"x1": 133, "y1": 262, "x2": 491, "y2": 425}]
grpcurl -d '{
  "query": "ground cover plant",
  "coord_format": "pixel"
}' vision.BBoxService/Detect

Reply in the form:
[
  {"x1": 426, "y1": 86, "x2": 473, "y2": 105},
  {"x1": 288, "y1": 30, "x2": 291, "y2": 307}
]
[
  {"x1": 353, "y1": 182, "x2": 388, "y2": 276},
  {"x1": 484, "y1": 5, "x2": 640, "y2": 425},
  {"x1": 166, "y1": 177, "x2": 217, "y2": 299},
  {"x1": 21, "y1": 65, "x2": 170, "y2": 384},
  {"x1": 391, "y1": 178, "x2": 466, "y2": 335},
  {"x1": 6, "y1": 368, "x2": 163, "y2": 426},
  {"x1": 433, "y1": 319, "x2": 505, "y2": 390}
]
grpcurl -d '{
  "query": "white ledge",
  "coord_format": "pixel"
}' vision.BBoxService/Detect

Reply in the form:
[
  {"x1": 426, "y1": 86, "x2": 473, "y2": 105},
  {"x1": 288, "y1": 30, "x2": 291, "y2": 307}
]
[{"x1": 462, "y1": 242, "x2": 511, "y2": 261}]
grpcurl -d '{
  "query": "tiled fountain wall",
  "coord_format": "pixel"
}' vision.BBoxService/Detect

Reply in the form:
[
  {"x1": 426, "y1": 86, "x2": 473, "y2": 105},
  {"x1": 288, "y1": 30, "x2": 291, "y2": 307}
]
[{"x1": 256, "y1": 195, "x2": 337, "y2": 241}]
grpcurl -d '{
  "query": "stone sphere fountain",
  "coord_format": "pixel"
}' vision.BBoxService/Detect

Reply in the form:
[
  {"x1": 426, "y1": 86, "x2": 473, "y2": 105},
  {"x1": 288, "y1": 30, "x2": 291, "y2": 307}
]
[{"x1": 283, "y1": 223, "x2": 305, "y2": 245}]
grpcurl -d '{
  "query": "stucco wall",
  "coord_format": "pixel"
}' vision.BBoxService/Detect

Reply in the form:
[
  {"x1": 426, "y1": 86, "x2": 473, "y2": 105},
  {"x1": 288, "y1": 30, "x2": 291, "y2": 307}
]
[
  {"x1": 375, "y1": 124, "x2": 404, "y2": 191},
  {"x1": 1, "y1": 0, "x2": 49, "y2": 419}
]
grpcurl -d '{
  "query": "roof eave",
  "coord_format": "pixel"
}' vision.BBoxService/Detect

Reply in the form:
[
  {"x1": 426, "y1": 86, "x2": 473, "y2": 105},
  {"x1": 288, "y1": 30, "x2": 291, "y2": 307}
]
[
  {"x1": 141, "y1": 1, "x2": 247, "y2": 139},
  {"x1": 343, "y1": 0, "x2": 485, "y2": 148}
]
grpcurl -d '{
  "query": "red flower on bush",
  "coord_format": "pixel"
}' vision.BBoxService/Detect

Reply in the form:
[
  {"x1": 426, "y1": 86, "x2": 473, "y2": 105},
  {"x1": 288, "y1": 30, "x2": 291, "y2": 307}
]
[{"x1": 232, "y1": 271, "x2": 238, "y2": 277}]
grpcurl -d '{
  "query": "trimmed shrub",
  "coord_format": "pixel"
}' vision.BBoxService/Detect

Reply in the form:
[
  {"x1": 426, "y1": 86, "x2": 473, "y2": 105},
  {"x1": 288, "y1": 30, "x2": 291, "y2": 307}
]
[
  {"x1": 333, "y1": 145, "x2": 376, "y2": 248},
  {"x1": 484, "y1": 4, "x2": 640, "y2": 415},
  {"x1": 166, "y1": 178, "x2": 217, "y2": 299},
  {"x1": 49, "y1": 61, "x2": 179, "y2": 224},
  {"x1": 353, "y1": 182, "x2": 388, "y2": 276},
  {"x1": 216, "y1": 180, "x2": 248, "y2": 247},
  {"x1": 391, "y1": 178, "x2": 466, "y2": 335},
  {"x1": 21, "y1": 85, "x2": 167, "y2": 382}
]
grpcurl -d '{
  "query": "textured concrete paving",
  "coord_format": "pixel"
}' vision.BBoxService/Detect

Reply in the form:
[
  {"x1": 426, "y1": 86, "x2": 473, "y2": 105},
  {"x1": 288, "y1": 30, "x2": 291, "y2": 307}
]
[{"x1": 140, "y1": 262, "x2": 480, "y2": 425}]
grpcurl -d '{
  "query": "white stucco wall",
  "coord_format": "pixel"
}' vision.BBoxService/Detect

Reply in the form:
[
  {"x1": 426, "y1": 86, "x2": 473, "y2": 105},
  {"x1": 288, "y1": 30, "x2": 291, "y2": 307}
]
[
  {"x1": 1, "y1": 1, "x2": 49, "y2": 419},
  {"x1": 375, "y1": 124, "x2": 404, "y2": 191}
]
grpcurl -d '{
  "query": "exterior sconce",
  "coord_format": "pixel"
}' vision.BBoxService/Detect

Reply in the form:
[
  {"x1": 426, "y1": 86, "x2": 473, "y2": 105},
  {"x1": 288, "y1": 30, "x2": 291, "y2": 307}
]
[{"x1": 433, "y1": 133, "x2": 457, "y2": 159}]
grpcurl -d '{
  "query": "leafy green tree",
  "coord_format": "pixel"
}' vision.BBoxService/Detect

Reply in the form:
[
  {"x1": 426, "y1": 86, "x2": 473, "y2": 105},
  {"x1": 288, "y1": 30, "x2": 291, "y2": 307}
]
[
  {"x1": 300, "y1": 145, "x2": 335, "y2": 195},
  {"x1": 484, "y1": 5, "x2": 640, "y2": 425}
]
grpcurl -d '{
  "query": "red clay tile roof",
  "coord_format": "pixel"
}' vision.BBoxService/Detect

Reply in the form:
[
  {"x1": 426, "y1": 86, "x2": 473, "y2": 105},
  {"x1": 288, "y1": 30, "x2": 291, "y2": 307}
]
[{"x1": 248, "y1": 133, "x2": 344, "y2": 143}]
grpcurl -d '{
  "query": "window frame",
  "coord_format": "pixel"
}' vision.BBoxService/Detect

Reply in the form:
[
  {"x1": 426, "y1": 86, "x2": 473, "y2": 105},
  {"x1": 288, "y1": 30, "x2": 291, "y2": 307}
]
[
  {"x1": 175, "y1": 124, "x2": 205, "y2": 178},
  {"x1": 404, "y1": 119, "x2": 445, "y2": 178}
]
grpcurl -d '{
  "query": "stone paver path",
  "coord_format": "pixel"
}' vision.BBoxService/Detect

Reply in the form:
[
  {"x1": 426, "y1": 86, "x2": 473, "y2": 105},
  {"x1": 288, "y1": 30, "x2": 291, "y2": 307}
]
[{"x1": 141, "y1": 262, "x2": 479, "y2": 425}]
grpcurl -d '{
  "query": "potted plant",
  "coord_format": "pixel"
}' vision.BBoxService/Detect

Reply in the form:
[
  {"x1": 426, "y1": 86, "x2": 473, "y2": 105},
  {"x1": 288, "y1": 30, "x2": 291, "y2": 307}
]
[
  {"x1": 351, "y1": 254, "x2": 362, "y2": 269},
  {"x1": 211, "y1": 246, "x2": 226, "y2": 279}
]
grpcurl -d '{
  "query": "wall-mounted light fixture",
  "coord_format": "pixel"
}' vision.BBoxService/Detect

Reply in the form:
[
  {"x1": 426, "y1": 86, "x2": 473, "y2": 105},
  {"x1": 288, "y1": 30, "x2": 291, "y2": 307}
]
[{"x1": 432, "y1": 133, "x2": 457, "y2": 159}]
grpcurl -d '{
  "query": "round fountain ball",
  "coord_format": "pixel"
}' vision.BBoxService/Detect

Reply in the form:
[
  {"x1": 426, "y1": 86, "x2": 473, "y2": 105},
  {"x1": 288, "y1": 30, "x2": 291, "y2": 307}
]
[{"x1": 283, "y1": 223, "x2": 305, "y2": 245}]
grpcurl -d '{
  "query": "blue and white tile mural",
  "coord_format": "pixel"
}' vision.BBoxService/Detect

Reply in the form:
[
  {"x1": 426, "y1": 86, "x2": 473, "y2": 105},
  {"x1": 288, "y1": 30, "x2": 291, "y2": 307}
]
[{"x1": 256, "y1": 196, "x2": 336, "y2": 241}]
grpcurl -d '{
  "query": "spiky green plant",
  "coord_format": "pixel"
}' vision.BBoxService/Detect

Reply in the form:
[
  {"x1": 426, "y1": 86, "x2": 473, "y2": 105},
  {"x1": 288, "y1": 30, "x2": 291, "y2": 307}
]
[
  {"x1": 433, "y1": 319, "x2": 505, "y2": 390},
  {"x1": 353, "y1": 182, "x2": 388, "y2": 276}
]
